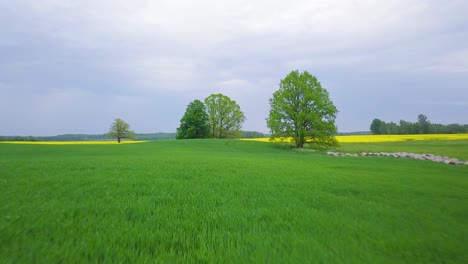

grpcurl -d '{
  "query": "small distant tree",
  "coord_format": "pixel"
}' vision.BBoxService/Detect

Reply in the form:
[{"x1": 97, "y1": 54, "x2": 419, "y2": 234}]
[
  {"x1": 386, "y1": 122, "x2": 400, "y2": 134},
  {"x1": 108, "y1": 118, "x2": 135, "y2": 143},
  {"x1": 370, "y1": 118, "x2": 384, "y2": 134},
  {"x1": 267, "y1": 70, "x2": 338, "y2": 148},
  {"x1": 176, "y1": 99, "x2": 210, "y2": 139},
  {"x1": 417, "y1": 114, "x2": 430, "y2": 134},
  {"x1": 204, "y1": 94, "x2": 246, "y2": 138},
  {"x1": 399, "y1": 120, "x2": 410, "y2": 134}
]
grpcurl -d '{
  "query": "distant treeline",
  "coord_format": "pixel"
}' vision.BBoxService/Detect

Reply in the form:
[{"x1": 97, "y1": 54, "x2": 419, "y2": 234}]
[
  {"x1": 0, "y1": 136, "x2": 41, "y2": 141},
  {"x1": 43, "y1": 134, "x2": 109, "y2": 141},
  {"x1": 0, "y1": 131, "x2": 269, "y2": 141},
  {"x1": 0, "y1": 133, "x2": 176, "y2": 141},
  {"x1": 241, "y1": 131, "x2": 269, "y2": 138},
  {"x1": 370, "y1": 114, "x2": 468, "y2": 135},
  {"x1": 337, "y1": 131, "x2": 371, "y2": 135}
]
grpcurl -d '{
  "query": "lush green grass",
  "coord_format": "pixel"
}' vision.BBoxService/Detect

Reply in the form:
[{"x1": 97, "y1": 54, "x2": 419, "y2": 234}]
[
  {"x1": 337, "y1": 139, "x2": 468, "y2": 160},
  {"x1": 1, "y1": 140, "x2": 467, "y2": 263}
]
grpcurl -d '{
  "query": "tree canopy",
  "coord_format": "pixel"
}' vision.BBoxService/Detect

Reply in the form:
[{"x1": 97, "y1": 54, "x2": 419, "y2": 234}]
[
  {"x1": 204, "y1": 94, "x2": 246, "y2": 138},
  {"x1": 108, "y1": 118, "x2": 135, "y2": 143},
  {"x1": 176, "y1": 99, "x2": 210, "y2": 139},
  {"x1": 267, "y1": 70, "x2": 338, "y2": 148},
  {"x1": 370, "y1": 118, "x2": 384, "y2": 134},
  {"x1": 418, "y1": 114, "x2": 430, "y2": 134}
]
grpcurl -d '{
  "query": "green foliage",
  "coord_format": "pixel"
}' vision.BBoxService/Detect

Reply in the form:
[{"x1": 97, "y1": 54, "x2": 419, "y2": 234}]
[
  {"x1": 134, "y1": 133, "x2": 176, "y2": 140},
  {"x1": 370, "y1": 118, "x2": 384, "y2": 134},
  {"x1": 267, "y1": 70, "x2": 338, "y2": 148},
  {"x1": 0, "y1": 136, "x2": 40, "y2": 141},
  {"x1": 370, "y1": 119, "x2": 400, "y2": 135},
  {"x1": 370, "y1": 114, "x2": 467, "y2": 135},
  {"x1": 1, "y1": 140, "x2": 467, "y2": 262},
  {"x1": 176, "y1": 100, "x2": 210, "y2": 139},
  {"x1": 241, "y1": 131, "x2": 268, "y2": 138},
  {"x1": 385, "y1": 122, "x2": 400, "y2": 134},
  {"x1": 204, "y1": 94, "x2": 246, "y2": 138},
  {"x1": 418, "y1": 114, "x2": 430, "y2": 134},
  {"x1": 107, "y1": 118, "x2": 135, "y2": 143}
]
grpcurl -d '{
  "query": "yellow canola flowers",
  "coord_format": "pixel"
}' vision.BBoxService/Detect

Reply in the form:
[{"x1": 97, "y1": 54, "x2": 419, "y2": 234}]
[
  {"x1": 336, "y1": 134, "x2": 468, "y2": 142},
  {"x1": 242, "y1": 134, "x2": 468, "y2": 143},
  {"x1": 0, "y1": 141, "x2": 147, "y2": 145}
]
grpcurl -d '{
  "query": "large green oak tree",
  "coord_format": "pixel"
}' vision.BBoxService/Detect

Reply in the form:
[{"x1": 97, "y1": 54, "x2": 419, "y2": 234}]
[
  {"x1": 176, "y1": 99, "x2": 210, "y2": 139},
  {"x1": 267, "y1": 70, "x2": 338, "y2": 148},
  {"x1": 204, "y1": 94, "x2": 246, "y2": 138}
]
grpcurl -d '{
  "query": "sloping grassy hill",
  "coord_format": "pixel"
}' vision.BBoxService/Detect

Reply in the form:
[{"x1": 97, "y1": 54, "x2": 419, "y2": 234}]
[{"x1": 1, "y1": 140, "x2": 467, "y2": 263}]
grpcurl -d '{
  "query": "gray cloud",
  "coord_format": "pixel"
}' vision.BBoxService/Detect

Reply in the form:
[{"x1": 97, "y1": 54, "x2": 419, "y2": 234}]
[{"x1": 1, "y1": 0, "x2": 467, "y2": 135}]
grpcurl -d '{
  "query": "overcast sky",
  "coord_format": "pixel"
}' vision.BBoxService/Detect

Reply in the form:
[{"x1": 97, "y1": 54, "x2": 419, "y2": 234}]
[{"x1": 1, "y1": 0, "x2": 467, "y2": 136}]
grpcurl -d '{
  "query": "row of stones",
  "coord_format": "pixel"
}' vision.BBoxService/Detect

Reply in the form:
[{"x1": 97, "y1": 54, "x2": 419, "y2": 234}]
[{"x1": 326, "y1": 151, "x2": 468, "y2": 165}]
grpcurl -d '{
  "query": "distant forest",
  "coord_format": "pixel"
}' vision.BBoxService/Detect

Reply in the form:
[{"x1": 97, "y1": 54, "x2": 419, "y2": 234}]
[
  {"x1": 0, "y1": 131, "x2": 269, "y2": 141},
  {"x1": 370, "y1": 114, "x2": 468, "y2": 135}
]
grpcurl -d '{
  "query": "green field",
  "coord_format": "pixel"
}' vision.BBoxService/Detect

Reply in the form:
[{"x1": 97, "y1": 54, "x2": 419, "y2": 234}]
[{"x1": 1, "y1": 140, "x2": 467, "y2": 263}]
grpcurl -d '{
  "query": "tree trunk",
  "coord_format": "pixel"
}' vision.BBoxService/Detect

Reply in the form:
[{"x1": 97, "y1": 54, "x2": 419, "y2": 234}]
[
  {"x1": 294, "y1": 123, "x2": 304, "y2": 148},
  {"x1": 118, "y1": 137, "x2": 121, "y2": 143},
  {"x1": 219, "y1": 120, "x2": 223, "y2": 138},
  {"x1": 296, "y1": 137, "x2": 304, "y2": 148}
]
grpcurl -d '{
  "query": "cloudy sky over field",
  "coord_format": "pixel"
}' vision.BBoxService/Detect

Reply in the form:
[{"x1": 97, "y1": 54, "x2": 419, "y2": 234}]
[{"x1": 1, "y1": 0, "x2": 467, "y2": 135}]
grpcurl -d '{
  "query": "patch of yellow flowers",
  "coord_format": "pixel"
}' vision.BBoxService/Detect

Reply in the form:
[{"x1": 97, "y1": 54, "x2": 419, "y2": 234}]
[
  {"x1": 0, "y1": 141, "x2": 146, "y2": 145},
  {"x1": 242, "y1": 134, "x2": 468, "y2": 143}
]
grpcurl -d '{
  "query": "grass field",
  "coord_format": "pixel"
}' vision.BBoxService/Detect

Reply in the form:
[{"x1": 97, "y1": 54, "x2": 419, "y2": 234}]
[
  {"x1": 1, "y1": 140, "x2": 467, "y2": 262},
  {"x1": 0, "y1": 140, "x2": 146, "y2": 145}
]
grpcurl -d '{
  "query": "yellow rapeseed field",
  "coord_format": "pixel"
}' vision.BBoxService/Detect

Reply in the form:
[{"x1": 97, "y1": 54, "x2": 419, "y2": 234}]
[
  {"x1": 0, "y1": 141, "x2": 146, "y2": 145},
  {"x1": 242, "y1": 134, "x2": 468, "y2": 143},
  {"x1": 336, "y1": 134, "x2": 468, "y2": 142}
]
